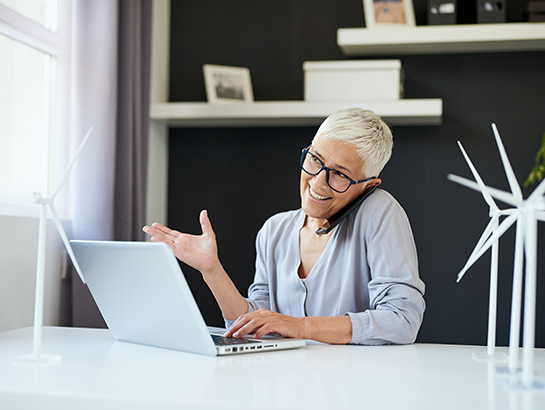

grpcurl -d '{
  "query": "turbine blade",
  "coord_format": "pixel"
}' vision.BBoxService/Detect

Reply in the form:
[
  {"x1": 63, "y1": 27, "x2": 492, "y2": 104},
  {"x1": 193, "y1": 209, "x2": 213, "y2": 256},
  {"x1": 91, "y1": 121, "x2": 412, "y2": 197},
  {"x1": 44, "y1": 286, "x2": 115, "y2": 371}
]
[
  {"x1": 528, "y1": 177, "x2": 545, "y2": 202},
  {"x1": 448, "y1": 174, "x2": 519, "y2": 207},
  {"x1": 457, "y1": 217, "x2": 498, "y2": 282},
  {"x1": 491, "y1": 123, "x2": 523, "y2": 201},
  {"x1": 457, "y1": 212, "x2": 518, "y2": 282},
  {"x1": 0, "y1": 192, "x2": 34, "y2": 203},
  {"x1": 537, "y1": 211, "x2": 545, "y2": 221},
  {"x1": 498, "y1": 208, "x2": 517, "y2": 217},
  {"x1": 50, "y1": 126, "x2": 93, "y2": 199},
  {"x1": 48, "y1": 205, "x2": 86, "y2": 284},
  {"x1": 456, "y1": 141, "x2": 498, "y2": 210}
]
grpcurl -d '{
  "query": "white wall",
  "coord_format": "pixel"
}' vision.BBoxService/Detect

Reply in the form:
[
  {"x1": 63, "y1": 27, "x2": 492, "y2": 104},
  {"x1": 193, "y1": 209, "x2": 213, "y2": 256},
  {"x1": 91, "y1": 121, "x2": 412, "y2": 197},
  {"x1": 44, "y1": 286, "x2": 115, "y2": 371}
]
[{"x1": 0, "y1": 215, "x2": 69, "y2": 332}]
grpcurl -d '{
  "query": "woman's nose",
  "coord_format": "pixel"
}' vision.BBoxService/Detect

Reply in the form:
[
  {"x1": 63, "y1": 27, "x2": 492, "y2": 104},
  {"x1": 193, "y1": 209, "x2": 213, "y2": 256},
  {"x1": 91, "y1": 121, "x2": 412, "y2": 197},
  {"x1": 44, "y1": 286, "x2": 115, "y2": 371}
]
[{"x1": 313, "y1": 169, "x2": 330, "y2": 189}]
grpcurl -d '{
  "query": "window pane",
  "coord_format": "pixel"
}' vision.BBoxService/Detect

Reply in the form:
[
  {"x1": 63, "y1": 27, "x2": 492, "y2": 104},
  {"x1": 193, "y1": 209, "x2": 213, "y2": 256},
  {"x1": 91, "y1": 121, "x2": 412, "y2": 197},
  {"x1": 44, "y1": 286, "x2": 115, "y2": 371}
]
[
  {"x1": 0, "y1": 0, "x2": 57, "y2": 31},
  {"x1": 0, "y1": 33, "x2": 52, "y2": 196}
]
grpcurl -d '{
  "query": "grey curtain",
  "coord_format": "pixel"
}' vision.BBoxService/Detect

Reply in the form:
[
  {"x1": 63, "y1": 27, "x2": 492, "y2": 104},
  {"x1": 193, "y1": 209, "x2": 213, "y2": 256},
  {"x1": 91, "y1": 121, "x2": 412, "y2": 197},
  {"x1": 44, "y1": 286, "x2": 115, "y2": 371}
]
[
  {"x1": 114, "y1": 0, "x2": 152, "y2": 242},
  {"x1": 71, "y1": 0, "x2": 152, "y2": 327}
]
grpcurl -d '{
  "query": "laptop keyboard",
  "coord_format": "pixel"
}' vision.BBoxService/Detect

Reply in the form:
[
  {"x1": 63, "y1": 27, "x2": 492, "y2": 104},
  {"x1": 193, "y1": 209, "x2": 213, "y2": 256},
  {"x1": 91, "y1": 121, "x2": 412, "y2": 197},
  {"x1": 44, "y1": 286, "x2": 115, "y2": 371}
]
[{"x1": 211, "y1": 334, "x2": 260, "y2": 346}]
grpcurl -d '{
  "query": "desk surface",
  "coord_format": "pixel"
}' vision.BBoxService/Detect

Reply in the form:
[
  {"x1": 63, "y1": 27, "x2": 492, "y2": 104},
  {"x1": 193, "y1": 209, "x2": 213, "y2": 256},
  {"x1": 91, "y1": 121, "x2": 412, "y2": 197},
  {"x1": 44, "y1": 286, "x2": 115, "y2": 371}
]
[{"x1": 0, "y1": 327, "x2": 544, "y2": 410}]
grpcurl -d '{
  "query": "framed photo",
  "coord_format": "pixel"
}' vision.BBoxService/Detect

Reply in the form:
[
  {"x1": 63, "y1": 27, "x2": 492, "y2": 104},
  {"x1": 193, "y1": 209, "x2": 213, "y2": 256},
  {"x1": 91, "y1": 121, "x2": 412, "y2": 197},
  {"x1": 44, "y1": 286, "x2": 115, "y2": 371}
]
[
  {"x1": 203, "y1": 64, "x2": 254, "y2": 104},
  {"x1": 363, "y1": 0, "x2": 416, "y2": 28}
]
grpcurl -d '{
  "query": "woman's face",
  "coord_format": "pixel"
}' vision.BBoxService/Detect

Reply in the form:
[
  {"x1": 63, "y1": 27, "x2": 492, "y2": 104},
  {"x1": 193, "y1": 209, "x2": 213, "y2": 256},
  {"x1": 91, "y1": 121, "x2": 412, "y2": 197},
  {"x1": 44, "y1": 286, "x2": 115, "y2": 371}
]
[{"x1": 300, "y1": 136, "x2": 380, "y2": 223}]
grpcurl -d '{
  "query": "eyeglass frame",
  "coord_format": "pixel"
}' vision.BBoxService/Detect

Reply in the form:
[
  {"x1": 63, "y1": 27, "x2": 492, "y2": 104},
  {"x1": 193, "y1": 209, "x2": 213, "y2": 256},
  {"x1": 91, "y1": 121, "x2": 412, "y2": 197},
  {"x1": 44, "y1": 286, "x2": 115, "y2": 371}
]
[{"x1": 300, "y1": 146, "x2": 376, "y2": 193}]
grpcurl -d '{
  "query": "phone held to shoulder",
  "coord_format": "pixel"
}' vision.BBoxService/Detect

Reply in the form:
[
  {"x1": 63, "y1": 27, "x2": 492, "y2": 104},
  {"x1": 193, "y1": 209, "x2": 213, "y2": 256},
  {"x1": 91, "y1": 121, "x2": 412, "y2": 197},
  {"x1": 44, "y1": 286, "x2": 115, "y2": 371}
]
[{"x1": 315, "y1": 186, "x2": 378, "y2": 235}]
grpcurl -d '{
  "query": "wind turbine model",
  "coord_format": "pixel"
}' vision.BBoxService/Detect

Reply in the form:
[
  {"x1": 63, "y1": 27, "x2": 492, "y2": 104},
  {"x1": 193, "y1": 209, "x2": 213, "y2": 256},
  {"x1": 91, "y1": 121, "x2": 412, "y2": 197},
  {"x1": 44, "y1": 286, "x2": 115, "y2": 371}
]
[
  {"x1": 0, "y1": 127, "x2": 92, "y2": 365},
  {"x1": 448, "y1": 124, "x2": 545, "y2": 389},
  {"x1": 453, "y1": 139, "x2": 515, "y2": 360}
]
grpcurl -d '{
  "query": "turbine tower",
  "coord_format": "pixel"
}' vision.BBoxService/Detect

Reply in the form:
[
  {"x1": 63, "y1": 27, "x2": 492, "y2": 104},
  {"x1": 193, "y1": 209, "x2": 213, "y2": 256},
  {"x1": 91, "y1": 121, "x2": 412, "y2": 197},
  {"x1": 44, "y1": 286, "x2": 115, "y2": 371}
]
[{"x1": 0, "y1": 127, "x2": 92, "y2": 364}]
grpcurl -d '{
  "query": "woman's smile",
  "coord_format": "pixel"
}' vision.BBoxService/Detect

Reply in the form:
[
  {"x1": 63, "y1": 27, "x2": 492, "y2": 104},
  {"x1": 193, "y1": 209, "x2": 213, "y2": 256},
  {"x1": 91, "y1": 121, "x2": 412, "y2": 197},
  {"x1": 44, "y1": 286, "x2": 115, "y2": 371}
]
[{"x1": 308, "y1": 185, "x2": 330, "y2": 201}]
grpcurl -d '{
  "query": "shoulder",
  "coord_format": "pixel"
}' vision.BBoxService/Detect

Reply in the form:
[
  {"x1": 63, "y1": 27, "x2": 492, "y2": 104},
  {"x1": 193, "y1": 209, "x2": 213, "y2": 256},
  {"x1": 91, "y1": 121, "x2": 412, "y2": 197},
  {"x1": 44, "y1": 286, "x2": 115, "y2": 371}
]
[
  {"x1": 358, "y1": 188, "x2": 407, "y2": 216},
  {"x1": 351, "y1": 188, "x2": 412, "y2": 233},
  {"x1": 363, "y1": 188, "x2": 402, "y2": 211}
]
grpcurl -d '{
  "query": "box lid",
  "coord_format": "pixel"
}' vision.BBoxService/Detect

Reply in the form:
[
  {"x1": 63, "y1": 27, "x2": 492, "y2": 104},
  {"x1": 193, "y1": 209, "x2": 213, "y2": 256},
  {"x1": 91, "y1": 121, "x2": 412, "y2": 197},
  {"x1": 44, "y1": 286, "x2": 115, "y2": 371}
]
[{"x1": 303, "y1": 60, "x2": 402, "y2": 72}]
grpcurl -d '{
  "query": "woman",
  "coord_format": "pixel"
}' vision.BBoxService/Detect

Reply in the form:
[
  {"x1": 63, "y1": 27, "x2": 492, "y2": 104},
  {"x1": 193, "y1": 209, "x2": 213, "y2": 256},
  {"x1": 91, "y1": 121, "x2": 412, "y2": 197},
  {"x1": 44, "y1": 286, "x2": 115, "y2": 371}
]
[{"x1": 143, "y1": 108, "x2": 425, "y2": 345}]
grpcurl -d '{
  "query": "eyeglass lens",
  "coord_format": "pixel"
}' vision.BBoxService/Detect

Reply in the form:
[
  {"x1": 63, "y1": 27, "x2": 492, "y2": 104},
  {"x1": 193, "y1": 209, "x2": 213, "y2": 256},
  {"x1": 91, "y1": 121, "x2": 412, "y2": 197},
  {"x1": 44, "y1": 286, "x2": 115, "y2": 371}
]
[{"x1": 302, "y1": 151, "x2": 352, "y2": 192}]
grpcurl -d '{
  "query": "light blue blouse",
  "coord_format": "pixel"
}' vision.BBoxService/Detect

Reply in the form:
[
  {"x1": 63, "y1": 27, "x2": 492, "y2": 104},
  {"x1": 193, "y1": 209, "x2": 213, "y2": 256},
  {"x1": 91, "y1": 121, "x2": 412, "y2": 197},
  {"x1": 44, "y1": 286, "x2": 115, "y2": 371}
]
[{"x1": 226, "y1": 189, "x2": 425, "y2": 345}]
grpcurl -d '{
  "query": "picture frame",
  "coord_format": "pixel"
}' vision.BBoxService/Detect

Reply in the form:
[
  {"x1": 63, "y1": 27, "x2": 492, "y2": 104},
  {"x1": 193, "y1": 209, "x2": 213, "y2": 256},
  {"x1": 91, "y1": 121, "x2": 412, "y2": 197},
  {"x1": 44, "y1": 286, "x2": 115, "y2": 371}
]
[
  {"x1": 363, "y1": 0, "x2": 416, "y2": 28},
  {"x1": 203, "y1": 64, "x2": 254, "y2": 104}
]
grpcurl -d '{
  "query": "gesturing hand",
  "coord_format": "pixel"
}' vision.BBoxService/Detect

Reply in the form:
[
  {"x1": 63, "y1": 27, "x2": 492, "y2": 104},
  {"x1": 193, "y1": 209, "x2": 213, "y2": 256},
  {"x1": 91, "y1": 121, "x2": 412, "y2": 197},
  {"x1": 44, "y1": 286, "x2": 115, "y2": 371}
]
[
  {"x1": 225, "y1": 309, "x2": 305, "y2": 340},
  {"x1": 143, "y1": 210, "x2": 220, "y2": 276}
]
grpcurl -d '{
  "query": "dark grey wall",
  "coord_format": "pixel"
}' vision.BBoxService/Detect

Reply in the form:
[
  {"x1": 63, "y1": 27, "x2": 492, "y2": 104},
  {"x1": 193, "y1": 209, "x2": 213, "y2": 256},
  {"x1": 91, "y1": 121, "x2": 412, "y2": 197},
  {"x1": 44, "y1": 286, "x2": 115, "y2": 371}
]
[{"x1": 167, "y1": 0, "x2": 545, "y2": 347}]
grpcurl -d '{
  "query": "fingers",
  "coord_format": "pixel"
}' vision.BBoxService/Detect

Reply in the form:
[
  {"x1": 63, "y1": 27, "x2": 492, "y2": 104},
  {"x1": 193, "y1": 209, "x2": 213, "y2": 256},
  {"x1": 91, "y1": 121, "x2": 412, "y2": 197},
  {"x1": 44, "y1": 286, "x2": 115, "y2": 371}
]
[
  {"x1": 143, "y1": 221, "x2": 183, "y2": 242},
  {"x1": 226, "y1": 309, "x2": 300, "y2": 340},
  {"x1": 151, "y1": 222, "x2": 178, "y2": 238},
  {"x1": 225, "y1": 312, "x2": 251, "y2": 338},
  {"x1": 252, "y1": 323, "x2": 277, "y2": 340},
  {"x1": 142, "y1": 224, "x2": 180, "y2": 254},
  {"x1": 227, "y1": 314, "x2": 260, "y2": 338},
  {"x1": 144, "y1": 210, "x2": 212, "y2": 240},
  {"x1": 151, "y1": 222, "x2": 172, "y2": 234},
  {"x1": 142, "y1": 213, "x2": 220, "y2": 274},
  {"x1": 199, "y1": 210, "x2": 215, "y2": 237}
]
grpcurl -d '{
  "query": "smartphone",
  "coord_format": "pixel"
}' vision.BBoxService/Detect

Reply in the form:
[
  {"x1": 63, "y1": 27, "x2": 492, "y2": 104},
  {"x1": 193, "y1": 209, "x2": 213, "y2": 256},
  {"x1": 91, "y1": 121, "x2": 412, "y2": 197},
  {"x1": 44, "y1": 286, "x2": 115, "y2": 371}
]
[{"x1": 315, "y1": 186, "x2": 378, "y2": 235}]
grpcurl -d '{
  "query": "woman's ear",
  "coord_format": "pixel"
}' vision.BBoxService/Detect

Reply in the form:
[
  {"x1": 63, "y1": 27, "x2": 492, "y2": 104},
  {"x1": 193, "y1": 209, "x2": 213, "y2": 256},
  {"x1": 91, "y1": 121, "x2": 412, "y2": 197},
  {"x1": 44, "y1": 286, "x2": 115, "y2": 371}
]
[
  {"x1": 370, "y1": 178, "x2": 382, "y2": 188},
  {"x1": 361, "y1": 178, "x2": 381, "y2": 195}
]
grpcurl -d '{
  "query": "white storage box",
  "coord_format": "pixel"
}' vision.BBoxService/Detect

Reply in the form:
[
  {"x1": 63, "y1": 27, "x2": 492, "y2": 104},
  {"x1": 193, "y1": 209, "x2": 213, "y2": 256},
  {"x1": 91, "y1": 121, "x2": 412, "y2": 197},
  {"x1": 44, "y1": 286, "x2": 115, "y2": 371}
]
[{"x1": 303, "y1": 60, "x2": 404, "y2": 101}]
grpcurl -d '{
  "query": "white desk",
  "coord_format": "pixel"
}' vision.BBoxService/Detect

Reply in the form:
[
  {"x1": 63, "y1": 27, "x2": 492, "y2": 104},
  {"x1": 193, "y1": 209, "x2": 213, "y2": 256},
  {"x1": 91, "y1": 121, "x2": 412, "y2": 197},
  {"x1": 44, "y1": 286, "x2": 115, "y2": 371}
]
[{"x1": 0, "y1": 327, "x2": 544, "y2": 410}]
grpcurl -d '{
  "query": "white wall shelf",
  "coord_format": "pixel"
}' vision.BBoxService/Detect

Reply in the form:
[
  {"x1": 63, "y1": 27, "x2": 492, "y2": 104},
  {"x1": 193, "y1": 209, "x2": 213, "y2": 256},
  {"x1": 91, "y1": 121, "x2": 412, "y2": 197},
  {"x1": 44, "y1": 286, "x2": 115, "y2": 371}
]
[
  {"x1": 337, "y1": 23, "x2": 545, "y2": 56},
  {"x1": 150, "y1": 100, "x2": 443, "y2": 127}
]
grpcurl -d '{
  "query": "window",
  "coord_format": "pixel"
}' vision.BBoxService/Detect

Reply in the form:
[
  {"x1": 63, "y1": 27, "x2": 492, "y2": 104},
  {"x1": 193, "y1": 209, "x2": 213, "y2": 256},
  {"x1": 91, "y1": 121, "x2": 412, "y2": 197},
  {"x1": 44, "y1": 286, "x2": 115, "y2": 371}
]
[
  {"x1": 0, "y1": 0, "x2": 57, "y2": 30},
  {"x1": 0, "y1": 0, "x2": 71, "y2": 217},
  {"x1": 0, "y1": 33, "x2": 52, "y2": 196}
]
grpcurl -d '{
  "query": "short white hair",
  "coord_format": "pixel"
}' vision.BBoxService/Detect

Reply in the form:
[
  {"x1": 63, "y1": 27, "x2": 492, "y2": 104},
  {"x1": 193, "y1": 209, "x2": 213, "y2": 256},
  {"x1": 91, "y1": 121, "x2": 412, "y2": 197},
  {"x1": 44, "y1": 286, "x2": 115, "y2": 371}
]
[{"x1": 312, "y1": 108, "x2": 393, "y2": 177}]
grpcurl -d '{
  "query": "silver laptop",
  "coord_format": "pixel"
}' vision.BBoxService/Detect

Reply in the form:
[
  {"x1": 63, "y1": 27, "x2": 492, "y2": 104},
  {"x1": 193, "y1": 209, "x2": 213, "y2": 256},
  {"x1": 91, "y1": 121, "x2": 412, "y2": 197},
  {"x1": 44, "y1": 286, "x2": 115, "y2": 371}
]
[{"x1": 70, "y1": 240, "x2": 306, "y2": 356}]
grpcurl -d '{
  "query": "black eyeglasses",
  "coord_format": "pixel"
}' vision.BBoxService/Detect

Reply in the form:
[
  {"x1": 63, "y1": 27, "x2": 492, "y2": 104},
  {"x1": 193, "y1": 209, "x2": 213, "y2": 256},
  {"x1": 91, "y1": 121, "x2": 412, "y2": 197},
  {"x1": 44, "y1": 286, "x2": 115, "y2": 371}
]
[{"x1": 300, "y1": 146, "x2": 376, "y2": 193}]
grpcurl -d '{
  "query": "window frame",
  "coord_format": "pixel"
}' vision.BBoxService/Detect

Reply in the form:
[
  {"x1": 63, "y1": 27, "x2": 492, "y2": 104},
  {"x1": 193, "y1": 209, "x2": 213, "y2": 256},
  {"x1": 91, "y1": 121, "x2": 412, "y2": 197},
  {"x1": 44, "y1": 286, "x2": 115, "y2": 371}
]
[{"x1": 0, "y1": 0, "x2": 72, "y2": 218}]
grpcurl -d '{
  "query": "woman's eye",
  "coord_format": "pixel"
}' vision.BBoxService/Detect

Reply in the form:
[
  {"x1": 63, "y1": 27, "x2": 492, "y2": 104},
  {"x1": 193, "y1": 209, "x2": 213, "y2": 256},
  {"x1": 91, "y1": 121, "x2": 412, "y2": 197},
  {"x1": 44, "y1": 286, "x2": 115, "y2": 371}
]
[{"x1": 332, "y1": 170, "x2": 349, "y2": 180}]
